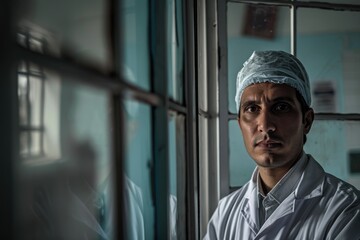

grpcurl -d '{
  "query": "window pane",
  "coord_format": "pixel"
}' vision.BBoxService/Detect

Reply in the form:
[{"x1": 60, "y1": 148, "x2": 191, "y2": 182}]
[
  {"x1": 297, "y1": 8, "x2": 360, "y2": 113},
  {"x1": 296, "y1": 0, "x2": 360, "y2": 4},
  {"x1": 122, "y1": 0, "x2": 151, "y2": 90},
  {"x1": 15, "y1": 74, "x2": 115, "y2": 239},
  {"x1": 29, "y1": 131, "x2": 42, "y2": 156},
  {"x1": 168, "y1": 112, "x2": 177, "y2": 205},
  {"x1": 228, "y1": 120, "x2": 256, "y2": 187},
  {"x1": 305, "y1": 120, "x2": 360, "y2": 189},
  {"x1": 168, "y1": 112, "x2": 186, "y2": 239},
  {"x1": 29, "y1": 76, "x2": 43, "y2": 127},
  {"x1": 17, "y1": 0, "x2": 112, "y2": 73},
  {"x1": 229, "y1": 118, "x2": 360, "y2": 190},
  {"x1": 124, "y1": 100, "x2": 154, "y2": 239},
  {"x1": 227, "y1": 3, "x2": 291, "y2": 114},
  {"x1": 19, "y1": 132, "x2": 29, "y2": 156},
  {"x1": 18, "y1": 74, "x2": 28, "y2": 126},
  {"x1": 167, "y1": 0, "x2": 184, "y2": 103},
  {"x1": 18, "y1": 64, "x2": 60, "y2": 160}
]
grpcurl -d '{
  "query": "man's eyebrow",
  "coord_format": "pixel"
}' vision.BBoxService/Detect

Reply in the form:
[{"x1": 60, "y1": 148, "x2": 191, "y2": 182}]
[
  {"x1": 240, "y1": 97, "x2": 295, "y2": 108},
  {"x1": 240, "y1": 100, "x2": 258, "y2": 109}
]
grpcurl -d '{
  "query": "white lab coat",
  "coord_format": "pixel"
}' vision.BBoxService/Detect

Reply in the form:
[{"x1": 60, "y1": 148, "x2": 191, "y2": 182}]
[{"x1": 204, "y1": 155, "x2": 360, "y2": 240}]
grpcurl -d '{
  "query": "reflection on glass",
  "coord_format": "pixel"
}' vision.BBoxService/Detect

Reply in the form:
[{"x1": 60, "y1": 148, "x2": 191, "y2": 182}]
[
  {"x1": 168, "y1": 113, "x2": 177, "y2": 239},
  {"x1": 297, "y1": 0, "x2": 360, "y2": 4},
  {"x1": 168, "y1": 111, "x2": 186, "y2": 239},
  {"x1": 228, "y1": 120, "x2": 256, "y2": 187},
  {"x1": 227, "y1": 2, "x2": 291, "y2": 114},
  {"x1": 167, "y1": 0, "x2": 184, "y2": 103},
  {"x1": 19, "y1": 132, "x2": 29, "y2": 156},
  {"x1": 297, "y1": 8, "x2": 360, "y2": 113},
  {"x1": 124, "y1": 99, "x2": 153, "y2": 239},
  {"x1": 18, "y1": 74, "x2": 28, "y2": 126},
  {"x1": 29, "y1": 76, "x2": 43, "y2": 126},
  {"x1": 17, "y1": 0, "x2": 112, "y2": 72},
  {"x1": 18, "y1": 61, "x2": 46, "y2": 159},
  {"x1": 305, "y1": 120, "x2": 360, "y2": 189},
  {"x1": 15, "y1": 71, "x2": 115, "y2": 239},
  {"x1": 30, "y1": 132, "x2": 41, "y2": 155},
  {"x1": 122, "y1": 0, "x2": 151, "y2": 90}
]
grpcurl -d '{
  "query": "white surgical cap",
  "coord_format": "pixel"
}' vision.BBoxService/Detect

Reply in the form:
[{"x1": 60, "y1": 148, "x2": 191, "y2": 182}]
[{"x1": 235, "y1": 50, "x2": 311, "y2": 114}]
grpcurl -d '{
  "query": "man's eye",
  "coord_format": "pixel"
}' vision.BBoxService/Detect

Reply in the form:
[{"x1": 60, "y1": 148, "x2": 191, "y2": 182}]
[
  {"x1": 273, "y1": 103, "x2": 290, "y2": 112},
  {"x1": 245, "y1": 105, "x2": 259, "y2": 113}
]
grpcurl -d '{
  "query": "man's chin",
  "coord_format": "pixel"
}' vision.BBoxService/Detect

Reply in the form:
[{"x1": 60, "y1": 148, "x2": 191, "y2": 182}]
[{"x1": 252, "y1": 153, "x2": 283, "y2": 168}]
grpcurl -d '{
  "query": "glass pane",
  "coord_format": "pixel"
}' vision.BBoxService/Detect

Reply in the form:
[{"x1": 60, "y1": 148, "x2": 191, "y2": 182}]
[
  {"x1": 29, "y1": 76, "x2": 43, "y2": 127},
  {"x1": 15, "y1": 73, "x2": 115, "y2": 239},
  {"x1": 29, "y1": 131, "x2": 42, "y2": 156},
  {"x1": 122, "y1": 0, "x2": 151, "y2": 90},
  {"x1": 296, "y1": 0, "x2": 360, "y2": 4},
  {"x1": 227, "y1": 3, "x2": 291, "y2": 114},
  {"x1": 19, "y1": 132, "x2": 29, "y2": 156},
  {"x1": 168, "y1": 112, "x2": 177, "y2": 203},
  {"x1": 229, "y1": 118, "x2": 360, "y2": 189},
  {"x1": 18, "y1": 65, "x2": 62, "y2": 161},
  {"x1": 167, "y1": 0, "x2": 184, "y2": 103},
  {"x1": 297, "y1": 8, "x2": 360, "y2": 113},
  {"x1": 168, "y1": 112, "x2": 186, "y2": 239},
  {"x1": 18, "y1": 74, "x2": 28, "y2": 126},
  {"x1": 305, "y1": 120, "x2": 360, "y2": 189},
  {"x1": 16, "y1": 0, "x2": 112, "y2": 72},
  {"x1": 124, "y1": 99, "x2": 154, "y2": 239},
  {"x1": 228, "y1": 120, "x2": 256, "y2": 187}
]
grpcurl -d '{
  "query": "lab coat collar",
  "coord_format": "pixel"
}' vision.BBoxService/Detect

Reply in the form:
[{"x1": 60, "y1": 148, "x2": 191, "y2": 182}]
[
  {"x1": 294, "y1": 154, "x2": 325, "y2": 199},
  {"x1": 260, "y1": 155, "x2": 326, "y2": 232},
  {"x1": 241, "y1": 154, "x2": 326, "y2": 234},
  {"x1": 240, "y1": 168, "x2": 260, "y2": 233}
]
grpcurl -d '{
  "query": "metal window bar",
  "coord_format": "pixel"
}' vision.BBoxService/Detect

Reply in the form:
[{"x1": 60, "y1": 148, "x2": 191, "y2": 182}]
[
  {"x1": 225, "y1": 0, "x2": 360, "y2": 122},
  {"x1": 17, "y1": 46, "x2": 164, "y2": 107},
  {"x1": 228, "y1": 0, "x2": 360, "y2": 11},
  {"x1": 151, "y1": 0, "x2": 170, "y2": 237},
  {"x1": 183, "y1": 0, "x2": 199, "y2": 239}
]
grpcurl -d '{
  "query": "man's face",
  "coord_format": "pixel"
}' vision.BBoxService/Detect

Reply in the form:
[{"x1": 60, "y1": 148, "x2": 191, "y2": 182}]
[{"x1": 238, "y1": 82, "x2": 313, "y2": 169}]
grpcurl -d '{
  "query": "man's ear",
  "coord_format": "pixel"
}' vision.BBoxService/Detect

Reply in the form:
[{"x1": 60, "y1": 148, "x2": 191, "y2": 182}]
[{"x1": 304, "y1": 108, "x2": 314, "y2": 134}]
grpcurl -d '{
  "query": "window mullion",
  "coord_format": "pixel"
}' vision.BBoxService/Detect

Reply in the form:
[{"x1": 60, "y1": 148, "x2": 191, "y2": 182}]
[{"x1": 151, "y1": 0, "x2": 170, "y2": 238}]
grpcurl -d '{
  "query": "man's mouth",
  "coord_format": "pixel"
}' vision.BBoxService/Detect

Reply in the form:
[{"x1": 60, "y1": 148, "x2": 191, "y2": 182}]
[
  {"x1": 255, "y1": 139, "x2": 282, "y2": 149},
  {"x1": 256, "y1": 141, "x2": 281, "y2": 148}
]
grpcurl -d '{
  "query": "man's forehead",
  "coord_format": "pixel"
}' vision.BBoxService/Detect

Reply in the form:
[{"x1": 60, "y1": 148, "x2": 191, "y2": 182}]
[{"x1": 241, "y1": 83, "x2": 297, "y2": 101}]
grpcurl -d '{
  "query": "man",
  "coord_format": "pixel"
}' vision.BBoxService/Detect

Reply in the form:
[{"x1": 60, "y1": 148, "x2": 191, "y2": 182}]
[{"x1": 204, "y1": 50, "x2": 360, "y2": 239}]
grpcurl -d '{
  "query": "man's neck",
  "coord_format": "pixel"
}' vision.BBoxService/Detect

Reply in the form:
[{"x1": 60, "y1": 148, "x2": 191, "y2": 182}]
[
  {"x1": 258, "y1": 152, "x2": 304, "y2": 195},
  {"x1": 258, "y1": 167, "x2": 290, "y2": 195}
]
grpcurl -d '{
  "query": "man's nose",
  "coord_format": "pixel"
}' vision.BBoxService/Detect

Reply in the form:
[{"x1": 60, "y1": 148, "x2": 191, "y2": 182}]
[{"x1": 257, "y1": 110, "x2": 276, "y2": 133}]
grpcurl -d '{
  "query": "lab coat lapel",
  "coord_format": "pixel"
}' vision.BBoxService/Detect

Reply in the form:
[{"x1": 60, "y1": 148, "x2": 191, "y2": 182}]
[
  {"x1": 294, "y1": 155, "x2": 325, "y2": 200},
  {"x1": 240, "y1": 172, "x2": 261, "y2": 234}
]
